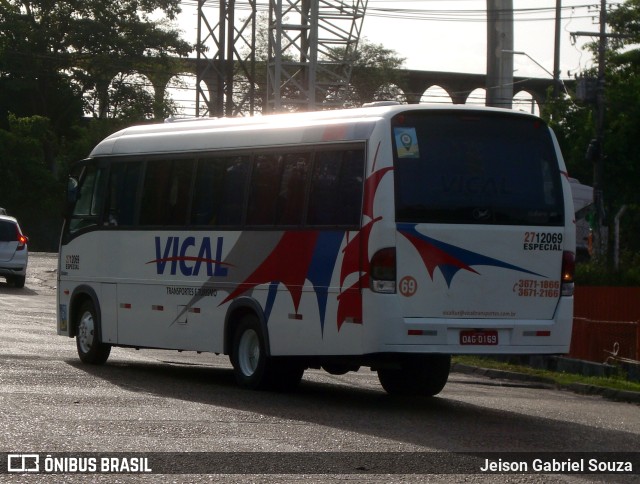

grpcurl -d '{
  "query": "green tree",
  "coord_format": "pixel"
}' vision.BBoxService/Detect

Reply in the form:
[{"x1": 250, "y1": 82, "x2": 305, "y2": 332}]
[
  {"x1": 0, "y1": 114, "x2": 63, "y2": 250},
  {"x1": 602, "y1": 0, "x2": 640, "y2": 210},
  {"x1": 0, "y1": 0, "x2": 192, "y2": 126},
  {"x1": 542, "y1": 89, "x2": 593, "y2": 184},
  {"x1": 545, "y1": 0, "x2": 640, "y2": 269},
  {"x1": 345, "y1": 39, "x2": 406, "y2": 107}
]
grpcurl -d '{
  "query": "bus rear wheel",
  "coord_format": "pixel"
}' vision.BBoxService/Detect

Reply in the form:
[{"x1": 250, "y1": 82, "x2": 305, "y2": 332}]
[
  {"x1": 377, "y1": 354, "x2": 451, "y2": 397},
  {"x1": 75, "y1": 300, "x2": 111, "y2": 365},
  {"x1": 230, "y1": 314, "x2": 303, "y2": 391}
]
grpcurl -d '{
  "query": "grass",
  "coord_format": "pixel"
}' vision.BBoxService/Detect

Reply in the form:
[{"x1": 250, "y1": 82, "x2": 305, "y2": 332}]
[{"x1": 452, "y1": 355, "x2": 640, "y2": 394}]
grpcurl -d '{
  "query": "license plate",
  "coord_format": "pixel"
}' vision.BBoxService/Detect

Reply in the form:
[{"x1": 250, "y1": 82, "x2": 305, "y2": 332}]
[{"x1": 460, "y1": 330, "x2": 498, "y2": 345}]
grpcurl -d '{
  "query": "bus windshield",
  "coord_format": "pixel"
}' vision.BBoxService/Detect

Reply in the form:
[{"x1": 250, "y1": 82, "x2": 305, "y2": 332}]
[{"x1": 392, "y1": 111, "x2": 565, "y2": 226}]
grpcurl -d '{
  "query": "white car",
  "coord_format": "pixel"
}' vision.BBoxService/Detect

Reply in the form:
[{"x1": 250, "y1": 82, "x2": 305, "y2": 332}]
[{"x1": 0, "y1": 214, "x2": 28, "y2": 288}]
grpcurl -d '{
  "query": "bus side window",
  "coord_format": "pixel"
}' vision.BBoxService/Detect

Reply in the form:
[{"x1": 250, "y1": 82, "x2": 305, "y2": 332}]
[
  {"x1": 218, "y1": 157, "x2": 250, "y2": 225},
  {"x1": 103, "y1": 162, "x2": 142, "y2": 226},
  {"x1": 276, "y1": 153, "x2": 310, "y2": 226},
  {"x1": 140, "y1": 159, "x2": 193, "y2": 226},
  {"x1": 246, "y1": 151, "x2": 311, "y2": 227},
  {"x1": 191, "y1": 156, "x2": 250, "y2": 227},
  {"x1": 337, "y1": 150, "x2": 365, "y2": 226},
  {"x1": 192, "y1": 159, "x2": 217, "y2": 225},
  {"x1": 308, "y1": 149, "x2": 364, "y2": 227},
  {"x1": 69, "y1": 164, "x2": 104, "y2": 234},
  {"x1": 246, "y1": 154, "x2": 281, "y2": 226}
]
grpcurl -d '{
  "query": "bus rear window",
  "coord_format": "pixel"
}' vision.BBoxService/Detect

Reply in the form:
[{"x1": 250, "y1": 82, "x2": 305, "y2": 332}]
[{"x1": 392, "y1": 112, "x2": 564, "y2": 226}]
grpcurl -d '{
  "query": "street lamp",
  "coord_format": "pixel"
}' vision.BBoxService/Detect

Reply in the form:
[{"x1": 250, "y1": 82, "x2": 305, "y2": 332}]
[
  {"x1": 503, "y1": 49, "x2": 567, "y2": 99},
  {"x1": 502, "y1": 50, "x2": 555, "y2": 78},
  {"x1": 501, "y1": 50, "x2": 550, "y2": 114}
]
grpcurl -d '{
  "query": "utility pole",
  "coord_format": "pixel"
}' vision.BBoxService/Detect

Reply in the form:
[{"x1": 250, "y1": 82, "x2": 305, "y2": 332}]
[
  {"x1": 571, "y1": 0, "x2": 608, "y2": 259},
  {"x1": 486, "y1": 0, "x2": 514, "y2": 108},
  {"x1": 553, "y1": 0, "x2": 562, "y2": 97}
]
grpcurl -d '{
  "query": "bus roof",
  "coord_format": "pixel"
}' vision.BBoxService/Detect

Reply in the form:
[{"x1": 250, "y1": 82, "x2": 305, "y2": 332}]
[{"x1": 89, "y1": 104, "x2": 539, "y2": 158}]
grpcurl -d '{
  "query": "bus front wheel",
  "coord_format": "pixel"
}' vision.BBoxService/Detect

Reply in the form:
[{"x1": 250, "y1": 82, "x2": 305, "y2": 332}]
[
  {"x1": 231, "y1": 314, "x2": 273, "y2": 390},
  {"x1": 75, "y1": 300, "x2": 111, "y2": 365},
  {"x1": 377, "y1": 354, "x2": 451, "y2": 397}
]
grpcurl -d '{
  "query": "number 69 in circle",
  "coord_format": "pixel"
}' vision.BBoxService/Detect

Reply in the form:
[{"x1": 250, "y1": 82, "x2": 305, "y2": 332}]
[{"x1": 399, "y1": 276, "x2": 418, "y2": 297}]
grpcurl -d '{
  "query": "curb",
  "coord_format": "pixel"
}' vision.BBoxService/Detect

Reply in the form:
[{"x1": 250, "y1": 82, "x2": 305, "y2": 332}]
[
  {"x1": 562, "y1": 382, "x2": 640, "y2": 404},
  {"x1": 451, "y1": 363, "x2": 640, "y2": 404}
]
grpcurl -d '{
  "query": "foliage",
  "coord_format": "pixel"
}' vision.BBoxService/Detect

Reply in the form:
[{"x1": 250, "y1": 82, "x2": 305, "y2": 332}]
[
  {"x1": 570, "y1": 204, "x2": 640, "y2": 287},
  {"x1": 0, "y1": 0, "x2": 192, "y2": 123},
  {"x1": 0, "y1": 115, "x2": 64, "y2": 250},
  {"x1": 453, "y1": 355, "x2": 640, "y2": 392},
  {"x1": 576, "y1": 260, "x2": 640, "y2": 287},
  {"x1": 0, "y1": 115, "x2": 55, "y2": 195},
  {"x1": 541, "y1": 91, "x2": 593, "y2": 184},
  {"x1": 0, "y1": 0, "x2": 192, "y2": 250},
  {"x1": 608, "y1": 0, "x2": 640, "y2": 49},
  {"x1": 599, "y1": 68, "x2": 640, "y2": 211},
  {"x1": 542, "y1": 0, "x2": 640, "y2": 267},
  {"x1": 596, "y1": 1, "x2": 640, "y2": 260},
  {"x1": 0, "y1": 113, "x2": 135, "y2": 250},
  {"x1": 344, "y1": 39, "x2": 407, "y2": 107}
]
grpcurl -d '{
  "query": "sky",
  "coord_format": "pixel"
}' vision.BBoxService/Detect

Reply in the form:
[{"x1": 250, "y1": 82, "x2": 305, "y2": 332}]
[
  {"x1": 357, "y1": 0, "x2": 602, "y2": 77},
  {"x1": 172, "y1": 1, "x2": 619, "y2": 112}
]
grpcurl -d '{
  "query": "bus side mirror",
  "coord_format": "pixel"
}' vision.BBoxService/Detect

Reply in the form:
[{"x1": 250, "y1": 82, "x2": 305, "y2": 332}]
[{"x1": 67, "y1": 177, "x2": 79, "y2": 204}]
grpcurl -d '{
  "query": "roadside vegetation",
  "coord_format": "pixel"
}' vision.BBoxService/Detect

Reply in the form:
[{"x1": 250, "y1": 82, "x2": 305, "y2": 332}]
[
  {"x1": 575, "y1": 255, "x2": 640, "y2": 286},
  {"x1": 454, "y1": 355, "x2": 640, "y2": 394}
]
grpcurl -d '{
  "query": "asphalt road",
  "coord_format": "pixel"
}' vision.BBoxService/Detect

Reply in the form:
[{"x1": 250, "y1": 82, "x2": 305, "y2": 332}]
[{"x1": 0, "y1": 253, "x2": 638, "y2": 483}]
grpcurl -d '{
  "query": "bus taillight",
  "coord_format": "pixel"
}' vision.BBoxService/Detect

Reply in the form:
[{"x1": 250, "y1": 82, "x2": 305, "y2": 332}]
[
  {"x1": 370, "y1": 248, "x2": 396, "y2": 294},
  {"x1": 561, "y1": 251, "x2": 575, "y2": 297}
]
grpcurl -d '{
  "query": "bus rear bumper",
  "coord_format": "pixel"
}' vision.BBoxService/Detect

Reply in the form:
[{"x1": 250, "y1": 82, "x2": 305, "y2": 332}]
[{"x1": 383, "y1": 298, "x2": 574, "y2": 355}]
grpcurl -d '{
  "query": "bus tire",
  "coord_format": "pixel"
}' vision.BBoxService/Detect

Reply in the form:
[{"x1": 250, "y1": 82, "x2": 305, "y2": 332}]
[
  {"x1": 377, "y1": 354, "x2": 451, "y2": 397},
  {"x1": 75, "y1": 300, "x2": 111, "y2": 365},
  {"x1": 230, "y1": 314, "x2": 274, "y2": 390}
]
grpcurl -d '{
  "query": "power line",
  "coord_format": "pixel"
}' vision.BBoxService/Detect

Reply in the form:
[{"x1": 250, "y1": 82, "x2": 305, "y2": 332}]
[{"x1": 181, "y1": 1, "x2": 615, "y2": 23}]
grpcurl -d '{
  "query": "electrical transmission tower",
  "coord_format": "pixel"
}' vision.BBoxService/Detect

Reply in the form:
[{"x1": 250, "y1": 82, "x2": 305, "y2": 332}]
[
  {"x1": 196, "y1": 1, "x2": 367, "y2": 117},
  {"x1": 196, "y1": 1, "x2": 257, "y2": 117},
  {"x1": 266, "y1": 0, "x2": 368, "y2": 113}
]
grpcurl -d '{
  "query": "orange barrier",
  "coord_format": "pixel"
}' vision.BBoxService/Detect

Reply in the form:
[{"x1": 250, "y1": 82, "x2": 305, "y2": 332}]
[{"x1": 569, "y1": 286, "x2": 640, "y2": 363}]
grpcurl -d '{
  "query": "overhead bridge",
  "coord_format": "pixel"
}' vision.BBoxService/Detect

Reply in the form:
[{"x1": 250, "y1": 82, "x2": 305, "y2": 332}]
[{"x1": 132, "y1": 58, "x2": 567, "y2": 116}]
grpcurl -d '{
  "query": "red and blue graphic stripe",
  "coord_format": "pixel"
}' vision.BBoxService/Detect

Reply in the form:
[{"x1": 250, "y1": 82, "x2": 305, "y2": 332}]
[{"x1": 398, "y1": 223, "x2": 544, "y2": 287}]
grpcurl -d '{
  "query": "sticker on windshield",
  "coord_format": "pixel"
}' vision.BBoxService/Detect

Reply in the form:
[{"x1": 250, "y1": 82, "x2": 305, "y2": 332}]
[{"x1": 394, "y1": 127, "x2": 420, "y2": 159}]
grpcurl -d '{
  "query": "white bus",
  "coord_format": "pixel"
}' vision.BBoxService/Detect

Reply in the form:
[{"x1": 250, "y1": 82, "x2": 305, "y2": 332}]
[{"x1": 57, "y1": 104, "x2": 575, "y2": 396}]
